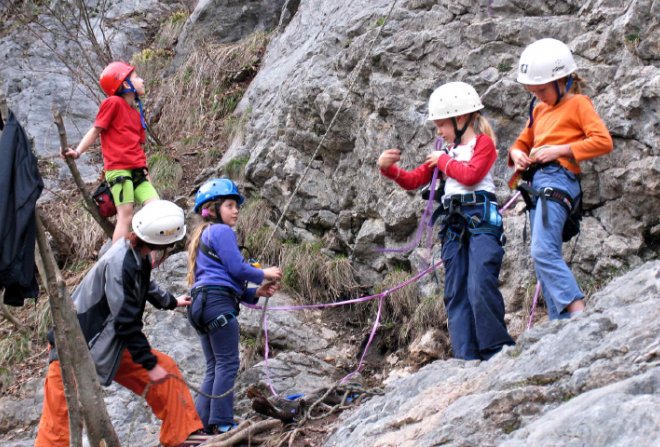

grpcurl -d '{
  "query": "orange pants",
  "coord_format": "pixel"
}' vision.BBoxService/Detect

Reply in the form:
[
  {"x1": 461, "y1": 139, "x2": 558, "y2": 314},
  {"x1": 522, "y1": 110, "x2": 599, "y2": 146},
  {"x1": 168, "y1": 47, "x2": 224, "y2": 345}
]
[{"x1": 35, "y1": 349, "x2": 203, "y2": 447}]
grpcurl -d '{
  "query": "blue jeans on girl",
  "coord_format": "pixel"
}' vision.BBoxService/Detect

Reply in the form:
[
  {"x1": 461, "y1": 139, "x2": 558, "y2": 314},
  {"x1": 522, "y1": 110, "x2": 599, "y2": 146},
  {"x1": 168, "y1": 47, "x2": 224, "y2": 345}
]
[
  {"x1": 191, "y1": 289, "x2": 240, "y2": 427},
  {"x1": 530, "y1": 164, "x2": 584, "y2": 319},
  {"x1": 441, "y1": 203, "x2": 514, "y2": 360}
]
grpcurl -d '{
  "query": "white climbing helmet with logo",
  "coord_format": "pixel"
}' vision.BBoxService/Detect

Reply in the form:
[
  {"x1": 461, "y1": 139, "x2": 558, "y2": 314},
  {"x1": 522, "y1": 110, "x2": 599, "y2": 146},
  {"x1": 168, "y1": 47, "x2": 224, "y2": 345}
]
[
  {"x1": 132, "y1": 200, "x2": 186, "y2": 246},
  {"x1": 427, "y1": 81, "x2": 484, "y2": 121},
  {"x1": 517, "y1": 38, "x2": 577, "y2": 85}
]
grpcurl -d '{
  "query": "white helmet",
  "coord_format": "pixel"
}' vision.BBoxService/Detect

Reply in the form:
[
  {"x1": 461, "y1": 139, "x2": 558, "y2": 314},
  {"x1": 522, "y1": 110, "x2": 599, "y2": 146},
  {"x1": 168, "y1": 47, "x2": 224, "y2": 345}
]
[
  {"x1": 132, "y1": 200, "x2": 186, "y2": 246},
  {"x1": 427, "y1": 82, "x2": 484, "y2": 121},
  {"x1": 517, "y1": 38, "x2": 577, "y2": 85}
]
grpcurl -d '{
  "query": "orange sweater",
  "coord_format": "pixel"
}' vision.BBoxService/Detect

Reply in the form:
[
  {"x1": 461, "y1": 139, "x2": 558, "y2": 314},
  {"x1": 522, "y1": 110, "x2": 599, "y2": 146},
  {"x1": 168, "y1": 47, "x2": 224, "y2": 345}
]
[{"x1": 508, "y1": 94, "x2": 613, "y2": 174}]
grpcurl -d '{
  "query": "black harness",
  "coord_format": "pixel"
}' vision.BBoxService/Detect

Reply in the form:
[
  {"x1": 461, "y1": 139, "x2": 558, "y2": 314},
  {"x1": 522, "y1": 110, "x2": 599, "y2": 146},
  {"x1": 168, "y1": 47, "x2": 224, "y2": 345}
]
[
  {"x1": 516, "y1": 162, "x2": 583, "y2": 242},
  {"x1": 187, "y1": 240, "x2": 243, "y2": 334},
  {"x1": 107, "y1": 168, "x2": 149, "y2": 202},
  {"x1": 432, "y1": 190, "x2": 505, "y2": 246}
]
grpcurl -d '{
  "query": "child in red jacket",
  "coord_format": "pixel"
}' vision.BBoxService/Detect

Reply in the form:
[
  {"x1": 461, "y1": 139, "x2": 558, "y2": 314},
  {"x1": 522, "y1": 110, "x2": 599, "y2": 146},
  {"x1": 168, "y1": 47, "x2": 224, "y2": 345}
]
[
  {"x1": 65, "y1": 62, "x2": 159, "y2": 242},
  {"x1": 378, "y1": 82, "x2": 514, "y2": 360}
]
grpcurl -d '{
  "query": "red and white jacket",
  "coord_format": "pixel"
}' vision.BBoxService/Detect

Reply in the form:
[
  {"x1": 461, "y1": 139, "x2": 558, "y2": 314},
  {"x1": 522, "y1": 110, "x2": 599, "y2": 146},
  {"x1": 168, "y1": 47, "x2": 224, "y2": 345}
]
[{"x1": 380, "y1": 134, "x2": 497, "y2": 200}]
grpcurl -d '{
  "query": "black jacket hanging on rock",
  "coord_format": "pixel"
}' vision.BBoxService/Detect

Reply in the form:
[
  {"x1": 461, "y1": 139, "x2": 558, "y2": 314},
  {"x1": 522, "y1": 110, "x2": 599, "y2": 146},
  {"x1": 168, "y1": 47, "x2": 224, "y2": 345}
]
[{"x1": 0, "y1": 109, "x2": 43, "y2": 306}]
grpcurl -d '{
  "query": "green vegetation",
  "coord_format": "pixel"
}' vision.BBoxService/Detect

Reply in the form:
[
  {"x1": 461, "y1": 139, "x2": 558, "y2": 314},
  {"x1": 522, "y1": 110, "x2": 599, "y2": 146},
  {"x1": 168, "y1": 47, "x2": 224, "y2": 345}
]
[
  {"x1": 153, "y1": 31, "x2": 269, "y2": 154},
  {"x1": 223, "y1": 155, "x2": 250, "y2": 181},
  {"x1": 625, "y1": 32, "x2": 640, "y2": 45},
  {"x1": 279, "y1": 241, "x2": 359, "y2": 305},
  {"x1": 497, "y1": 62, "x2": 512, "y2": 73},
  {"x1": 148, "y1": 152, "x2": 183, "y2": 199}
]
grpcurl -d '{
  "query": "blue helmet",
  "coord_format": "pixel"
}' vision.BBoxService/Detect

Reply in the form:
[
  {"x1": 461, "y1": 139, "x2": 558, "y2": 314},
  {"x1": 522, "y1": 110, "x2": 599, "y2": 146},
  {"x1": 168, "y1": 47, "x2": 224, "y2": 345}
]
[{"x1": 194, "y1": 178, "x2": 245, "y2": 213}]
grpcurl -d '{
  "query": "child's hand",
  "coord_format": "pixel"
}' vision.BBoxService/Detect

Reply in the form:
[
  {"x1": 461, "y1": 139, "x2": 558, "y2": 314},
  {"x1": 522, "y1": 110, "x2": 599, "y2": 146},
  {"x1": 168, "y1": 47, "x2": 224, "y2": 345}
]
[
  {"x1": 424, "y1": 151, "x2": 446, "y2": 167},
  {"x1": 175, "y1": 294, "x2": 192, "y2": 307},
  {"x1": 62, "y1": 147, "x2": 80, "y2": 159},
  {"x1": 510, "y1": 149, "x2": 532, "y2": 171},
  {"x1": 530, "y1": 144, "x2": 570, "y2": 164},
  {"x1": 377, "y1": 149, "x2": 401, "y2": 169},
  {"x1": 147, "y1": 364, "x2": 169, "y2": 383},
  {"x1": 263, "y1": 267, "x2": 282, "y2": 282},
  {"x1": 256, "y1": 281, "x2": 280, "y2": 298}
]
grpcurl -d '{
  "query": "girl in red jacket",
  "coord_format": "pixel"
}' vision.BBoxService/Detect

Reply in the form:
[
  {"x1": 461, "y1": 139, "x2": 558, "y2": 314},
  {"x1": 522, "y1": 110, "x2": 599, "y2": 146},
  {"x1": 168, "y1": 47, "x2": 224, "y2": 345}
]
[{"x1": 378, "y1": 81, "x2": 514, "y2": 361}]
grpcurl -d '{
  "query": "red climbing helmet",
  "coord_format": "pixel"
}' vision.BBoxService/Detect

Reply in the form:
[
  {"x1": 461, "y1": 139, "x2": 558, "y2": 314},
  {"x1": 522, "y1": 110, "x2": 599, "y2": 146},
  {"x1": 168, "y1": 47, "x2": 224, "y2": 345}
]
[{"x1": 99, "y1": 61, "x2": 135, "y2": 96}]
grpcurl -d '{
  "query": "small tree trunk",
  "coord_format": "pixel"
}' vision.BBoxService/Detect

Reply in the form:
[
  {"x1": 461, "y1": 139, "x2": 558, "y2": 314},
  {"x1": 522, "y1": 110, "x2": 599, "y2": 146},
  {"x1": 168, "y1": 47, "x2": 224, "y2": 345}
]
[
  {"x1": 52, "y1": 107, "x2": 114, "y2": 239},
  {"x1": 35, "y1": 211, "x2": 120, "y2": 447}
]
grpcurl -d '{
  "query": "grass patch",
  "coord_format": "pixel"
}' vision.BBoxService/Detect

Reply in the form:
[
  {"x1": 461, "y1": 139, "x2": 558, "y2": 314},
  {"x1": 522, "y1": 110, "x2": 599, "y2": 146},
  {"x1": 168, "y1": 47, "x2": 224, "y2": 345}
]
[
  {"x1": 278, "y1": 241, "x2": 360, "y2": 305},
  {"x1": 130, "y1": 47, "x2": 174, "y2": 90},
  {"x1": 156, "y1": 10, "x2": 188, "y2": 48},
  {"x1": 223, "y1": 155, "x2": 250, "y2": 181},
  {"x1": 625, "y1": 32, "x2": 640, "y2": 45},
  {"x1": 148, "y1": 152, "x2": 183, "y2": 199},
  {"x1": 497, "y1": 62, "x2": 512, "y2": 73},
  {"x1": 372, "y1": 269, "x2": 448, "y2": 347},
  {"x1": 0, "y1": 330, "x2": 32, "y2": 393},
  {"x1": 39, "y1": 197, "x2": 107, "y2": 263},
  {"x1": 153, "y1": 31, "x2": 270, "y2": 154}
]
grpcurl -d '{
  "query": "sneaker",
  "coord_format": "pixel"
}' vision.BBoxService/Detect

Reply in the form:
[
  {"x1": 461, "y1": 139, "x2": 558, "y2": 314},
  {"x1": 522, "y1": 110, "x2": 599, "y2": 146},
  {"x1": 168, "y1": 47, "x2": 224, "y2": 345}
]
[
  {"x1": 217, "y1": 422, "x2": 239, "y2": 433},
  {"x1": 176, "y1": 431, "x2": 214, "y2": 447}
]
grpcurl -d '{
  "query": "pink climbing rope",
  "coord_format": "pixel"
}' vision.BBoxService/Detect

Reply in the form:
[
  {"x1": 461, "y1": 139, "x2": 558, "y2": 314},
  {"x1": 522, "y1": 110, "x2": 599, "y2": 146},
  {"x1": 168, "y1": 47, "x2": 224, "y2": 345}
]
[
  {"x1": 253, "y1": 185, "x2": 523, "y2": 395},
  {"x1": 526, "y1": 282, "x2": 542, "y2": 330}
]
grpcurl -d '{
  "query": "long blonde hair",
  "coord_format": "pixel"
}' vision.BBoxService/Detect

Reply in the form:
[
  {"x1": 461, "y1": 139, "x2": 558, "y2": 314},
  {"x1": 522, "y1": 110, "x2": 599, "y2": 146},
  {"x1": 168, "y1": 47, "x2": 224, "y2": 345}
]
[
  {"x1": 186, "y1": 201, "x2": 217, "y2": 286},
  {"x1": 474, "y1": 113, "x2": 497, "y2": 146}
]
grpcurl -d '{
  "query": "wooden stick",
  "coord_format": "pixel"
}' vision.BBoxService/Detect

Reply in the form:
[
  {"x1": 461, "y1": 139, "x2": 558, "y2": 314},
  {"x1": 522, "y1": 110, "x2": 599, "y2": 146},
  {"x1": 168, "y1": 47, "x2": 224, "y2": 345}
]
[
  {"x1": 0, "y1": 289, "x2": 24, "y2": 331},
  {"x1": 35, "y1": 211, "x2": 120, "y2": 446},
  {"x1": 203, "y1": 419, "x2": 282, "y2": 447},
  {"x1": 52, "y1": 107, "x2": 114, "y2": 238}
]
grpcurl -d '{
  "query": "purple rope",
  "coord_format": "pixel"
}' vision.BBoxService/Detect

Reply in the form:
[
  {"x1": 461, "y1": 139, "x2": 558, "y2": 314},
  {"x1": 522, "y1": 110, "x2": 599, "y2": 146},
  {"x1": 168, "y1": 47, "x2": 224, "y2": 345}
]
[
  {"x1": 263, "y1": 314, "x2": 279, "y2": 396},
  {"x1": 245, "y1": 261, "x2": 442, "y2": 312},
  {"x1": 252, "y1": 260, "x2": 443, "y2": 394},
  {"x1": 499, "y1": 191, "x2": 521, "y2": 213},
  {"x1": 340, "y1": 295, "x2": 384, "y2": 383},
  {"x1": 377, "y1": 167, "x2": 439, "y2": 254},
  {"x1": 377, "y1": 137, "x2": 445, "y2": 254},
  {"x1": 526, "y1": 282, "x2": 541, "y2": 330}
]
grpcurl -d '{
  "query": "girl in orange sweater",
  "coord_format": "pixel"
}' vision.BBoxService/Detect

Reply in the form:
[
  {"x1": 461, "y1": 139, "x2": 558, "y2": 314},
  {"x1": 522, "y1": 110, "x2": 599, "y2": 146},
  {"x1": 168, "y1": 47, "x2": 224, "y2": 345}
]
[{"x1": 509, "y1": 38, "x2": 613, "y2": 320}]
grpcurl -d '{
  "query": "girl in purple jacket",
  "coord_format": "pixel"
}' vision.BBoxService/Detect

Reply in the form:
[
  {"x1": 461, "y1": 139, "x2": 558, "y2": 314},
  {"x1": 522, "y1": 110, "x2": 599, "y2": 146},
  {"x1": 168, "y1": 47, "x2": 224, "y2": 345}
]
[{"x1": 186, "y1": 178, "x2": 282, "y2": 434}]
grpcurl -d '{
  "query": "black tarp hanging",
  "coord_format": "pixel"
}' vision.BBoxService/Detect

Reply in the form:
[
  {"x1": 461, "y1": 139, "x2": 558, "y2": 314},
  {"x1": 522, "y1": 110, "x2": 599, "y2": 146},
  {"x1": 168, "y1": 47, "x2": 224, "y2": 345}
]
[{"x1": 0, "y1": 109, "x2": 44, "y2": 306}]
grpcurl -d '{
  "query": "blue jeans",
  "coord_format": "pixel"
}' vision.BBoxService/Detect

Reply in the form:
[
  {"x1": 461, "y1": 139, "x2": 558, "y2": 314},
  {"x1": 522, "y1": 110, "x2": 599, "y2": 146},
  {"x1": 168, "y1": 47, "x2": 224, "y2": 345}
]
[
  {"x1": 530, "y1": 164, "x2": 584, "y2": 319},
  {"x1": 440, "y1": 205, "x2": 514, "y2": 360},
  {"x1": 191, "y1": 289, "x2": 240, "y2": 427}
]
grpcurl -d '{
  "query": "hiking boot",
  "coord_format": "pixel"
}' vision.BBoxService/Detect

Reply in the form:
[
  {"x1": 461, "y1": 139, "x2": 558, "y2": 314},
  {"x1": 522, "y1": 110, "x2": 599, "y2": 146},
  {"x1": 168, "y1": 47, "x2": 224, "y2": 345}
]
[
  {"x1": 176, "y1": 431, "x2": 214, "y2": 447},
  {"x1": 217, "y1": 422, "x2": 239, "y2": 433}
]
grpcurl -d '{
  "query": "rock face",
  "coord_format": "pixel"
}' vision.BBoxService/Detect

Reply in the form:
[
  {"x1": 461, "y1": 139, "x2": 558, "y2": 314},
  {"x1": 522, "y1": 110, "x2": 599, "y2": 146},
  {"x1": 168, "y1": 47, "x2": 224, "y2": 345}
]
[
  {"x1": 231, "y1": 0, "x2": 659, "y2": 305},
  {"x1": 324, "y1": 260, "x2": 660, "y2": 446},
  {"x1": 0, "y1": 0, "x2": 176, "y2": 165},
  {"x1": 175, "y1": 0, "x2": 295, "y2": 59}
]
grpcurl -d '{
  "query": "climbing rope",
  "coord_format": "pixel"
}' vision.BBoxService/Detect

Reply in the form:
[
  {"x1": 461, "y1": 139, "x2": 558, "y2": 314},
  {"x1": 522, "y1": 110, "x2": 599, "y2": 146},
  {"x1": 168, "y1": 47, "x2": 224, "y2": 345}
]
[{"x1": 253, "y1": 0, "x2": 400, "y2": 363}]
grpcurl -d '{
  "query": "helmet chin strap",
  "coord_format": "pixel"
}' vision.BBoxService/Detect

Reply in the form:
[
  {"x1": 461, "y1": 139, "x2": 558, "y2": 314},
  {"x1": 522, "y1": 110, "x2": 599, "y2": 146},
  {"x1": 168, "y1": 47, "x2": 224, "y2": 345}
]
[
  {"x1": 528, "y1": 75, "x2": 574, "y2": 128},
  {"x1": 451, "y1": 112, "x2": 474, "y2": 147},
  {"x1": 116, "y1": 78, "x2": 147, "y2": 129}
]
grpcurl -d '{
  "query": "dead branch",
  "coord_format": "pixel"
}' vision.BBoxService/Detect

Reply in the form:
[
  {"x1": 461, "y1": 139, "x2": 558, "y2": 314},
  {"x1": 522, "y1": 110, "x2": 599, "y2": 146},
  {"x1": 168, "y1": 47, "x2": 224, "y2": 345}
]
[
  {"x1": 203, "y1": 419, "x2": 282, "y2": 447},
  {"x1": 0, "y1": 289, "x2": 24, "y2": 331},
  {"x1": 52, "y1": 107, "x2": 114, "y2": 239},
  {"x1": 35, "y1": 211, "x2": 120, "y2": 446},
  {"x1": 38, "y1": 210, "x2": 75, "y2": 260}
]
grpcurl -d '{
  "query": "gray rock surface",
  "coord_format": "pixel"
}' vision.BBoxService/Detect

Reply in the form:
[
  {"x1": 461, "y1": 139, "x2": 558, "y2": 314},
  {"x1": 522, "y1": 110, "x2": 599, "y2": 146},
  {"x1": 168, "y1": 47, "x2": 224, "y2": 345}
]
[
  {"x1": 175, "y1": 0, "x2": 294, "y2": 61},
  {"x1": 232, "y1": 0, "x2": 659, "y2": 308},
  {"x1": 0, "y1": 0, "x2": 177, "y2": 161},
  {"x1": 324, "y1": 260, "x2": 660, "y2": 446}
]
